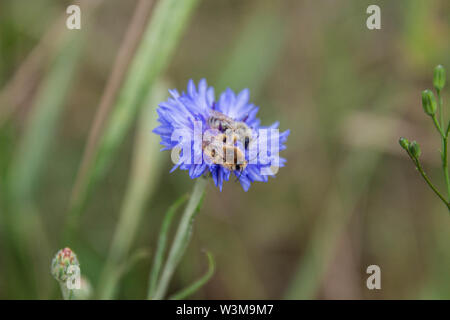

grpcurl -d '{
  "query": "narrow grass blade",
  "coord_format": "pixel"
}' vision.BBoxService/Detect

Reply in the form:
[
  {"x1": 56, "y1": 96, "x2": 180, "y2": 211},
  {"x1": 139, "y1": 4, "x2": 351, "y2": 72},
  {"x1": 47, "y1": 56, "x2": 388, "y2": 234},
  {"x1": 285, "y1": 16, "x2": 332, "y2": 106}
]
[
  {"x1": 97, "y1": 81, "x2": 168, "y2": 299},
  {"x1": 0, "y1": 0, "x2": 102, "y2": 127},
  {"x1": 3, "y1": 34, "x2": 84, "y2": 298},
  {"x1": 73, "y1": 0, "x2": 154, "y2": 220},
  {"x1": 9, "y1": 35, "x2": 83, "y2": 202},
  {"x1": 147, "y1": 194, "x2": 189, "y2": 299},
  {"x1": 168, "y1": 251, "x2": 215, "y2": 300},
  {"x1": 151, "y1": 178, "x2": 206, "y2": 300},
  {"x1": 66, "y1": 0, "x2": 201, "y2": 241}
]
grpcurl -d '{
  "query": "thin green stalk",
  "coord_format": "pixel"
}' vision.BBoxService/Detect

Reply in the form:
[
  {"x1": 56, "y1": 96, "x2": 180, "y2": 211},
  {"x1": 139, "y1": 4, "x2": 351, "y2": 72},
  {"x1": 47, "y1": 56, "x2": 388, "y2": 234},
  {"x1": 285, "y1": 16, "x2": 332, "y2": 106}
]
[
  {"x1": 151, "y1": 178, "x2": 207, "y2": 300},
  {"x1": 431, "y1": 114, "x2": 444, "y2": 137},
  {"x1": 443, "y1": 134, "x2": 450, "y2": 199},
  {"x1": 147, "y1": 194, "x2": 188, "y2": 299},
  {"x1": 411, "y1": 157, "x2": 450, "y2": 211},
  {"x1": 97, "y1": 82, "x2": 166, "y2": 299},
  {"x1": 59, "y1": 283, "x2": 72, "y2": 300},
  {"x1": 438, "y1": 90, "x2": 444, "y2": 130},
  {"x1": 436, "y1": 90, "x2": 450, "y2": 199},
  {"x1": 65, "y1": 0, "x2": 201, "y2": 243}
]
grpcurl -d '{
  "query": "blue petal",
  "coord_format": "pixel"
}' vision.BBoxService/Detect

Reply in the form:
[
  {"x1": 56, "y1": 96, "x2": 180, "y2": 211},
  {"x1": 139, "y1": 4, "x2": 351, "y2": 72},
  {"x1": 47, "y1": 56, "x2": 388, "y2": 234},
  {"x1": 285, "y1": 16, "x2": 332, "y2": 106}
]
[{"x1": 153, "y1": 79, "x2": 289, "y2": 191}]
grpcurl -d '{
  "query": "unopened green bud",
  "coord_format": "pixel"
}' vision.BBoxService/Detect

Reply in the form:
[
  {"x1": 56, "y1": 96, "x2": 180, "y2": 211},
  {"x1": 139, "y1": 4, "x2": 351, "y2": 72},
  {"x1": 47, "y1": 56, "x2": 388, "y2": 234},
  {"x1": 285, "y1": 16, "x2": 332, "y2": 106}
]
[
  {"x1": 433, "y1": 65, "x2": 446, "y2": 91},
  {"x1": 421, "y1": 89, "x2": 437, "y2": 116},
  {"x1": 409, "y1": 141, "x2": 421, "y2": 158},
  {"x1": 399, "y1": 137, "x2": 410, "y2": 150},
  {"x1": 51, "y1": 247, "x2": 79, "y2": 283}
]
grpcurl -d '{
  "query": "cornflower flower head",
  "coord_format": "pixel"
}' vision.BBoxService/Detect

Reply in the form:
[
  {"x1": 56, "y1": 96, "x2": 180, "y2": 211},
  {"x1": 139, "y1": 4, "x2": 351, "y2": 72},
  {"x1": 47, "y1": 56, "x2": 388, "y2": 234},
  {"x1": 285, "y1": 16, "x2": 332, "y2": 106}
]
[{"x1": 153, "y1": 79, "x2": 290, "y2": 191}]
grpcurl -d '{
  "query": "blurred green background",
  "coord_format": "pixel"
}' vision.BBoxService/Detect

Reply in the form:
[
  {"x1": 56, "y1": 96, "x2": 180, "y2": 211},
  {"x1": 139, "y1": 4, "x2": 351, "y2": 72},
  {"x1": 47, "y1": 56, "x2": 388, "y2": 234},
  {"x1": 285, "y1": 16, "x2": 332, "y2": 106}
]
[{"x1": 0, "y1": 0, "x2": 450, "y2": 299}]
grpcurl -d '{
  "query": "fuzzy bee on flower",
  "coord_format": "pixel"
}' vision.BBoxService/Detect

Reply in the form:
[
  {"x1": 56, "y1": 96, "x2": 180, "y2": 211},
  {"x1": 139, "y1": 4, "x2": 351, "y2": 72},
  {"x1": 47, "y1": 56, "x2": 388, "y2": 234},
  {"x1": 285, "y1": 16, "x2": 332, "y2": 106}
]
[{"x1": 153, "y1": 79, "x2": 290, "y2": 191}]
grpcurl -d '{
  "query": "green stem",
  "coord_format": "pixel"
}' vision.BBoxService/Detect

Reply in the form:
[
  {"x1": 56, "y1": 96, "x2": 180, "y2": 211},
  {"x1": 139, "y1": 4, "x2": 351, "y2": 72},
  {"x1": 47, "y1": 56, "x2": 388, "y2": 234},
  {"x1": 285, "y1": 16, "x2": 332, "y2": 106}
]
[
  {"x1": 437, "y1": 90, "x2": 450, "y2": 199},
  {"x1": 431, "y1": 114, "x2": 444, "y2": 137},
  {"x1": 150, "y1": 178, "x2": 207, "y2": 300},
  {"x1": 147, "y1": 194, "x2": 188, "y2": 299},
  {"x1": 59, "y1": 282, "x2": 72, "y2": 300},
  {"x1": 438, "y1": 90, "x2": 444, "y2": 130},
  {"x1": 412, "y1": 157, "x2": 450, "y2": 211},
  {"x1": 443, "y1": 134, "x2": 450, "y2": 199}
]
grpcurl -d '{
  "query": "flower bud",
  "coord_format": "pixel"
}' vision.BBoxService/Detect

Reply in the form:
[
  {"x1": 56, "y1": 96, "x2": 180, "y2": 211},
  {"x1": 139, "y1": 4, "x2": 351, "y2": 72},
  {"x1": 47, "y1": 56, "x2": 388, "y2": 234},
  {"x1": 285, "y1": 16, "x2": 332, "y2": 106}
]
[
  {"x1": 421, "y1": 89, "x2": 437, "y2": 116},
  {"x1": 399, "y1": 137, "x2": 410, "y2": 151},
  {"x1": 433, "y1": 65, "x2": 446, "y2": 91},
  {"x1": 409, "y1": 141, "x2": 421, "y2": 159},
  {"x1": 51, "y1": 247, "x2": 79, "y2": 283}
]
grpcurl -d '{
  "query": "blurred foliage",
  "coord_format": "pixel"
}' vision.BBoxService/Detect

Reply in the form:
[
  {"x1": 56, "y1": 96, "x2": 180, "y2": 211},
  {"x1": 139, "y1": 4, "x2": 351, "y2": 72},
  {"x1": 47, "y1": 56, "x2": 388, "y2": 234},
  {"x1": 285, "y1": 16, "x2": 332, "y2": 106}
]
[{"x1": 0, "y1": 0, "x2": 450, "y2": 299}]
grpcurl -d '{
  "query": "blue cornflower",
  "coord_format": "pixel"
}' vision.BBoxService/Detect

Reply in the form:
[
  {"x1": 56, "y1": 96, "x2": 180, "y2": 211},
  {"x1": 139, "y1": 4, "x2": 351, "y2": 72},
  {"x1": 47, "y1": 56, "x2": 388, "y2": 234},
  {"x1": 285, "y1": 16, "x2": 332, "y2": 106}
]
[{"x1": 153, "y1": 79, "x2": 290, "y2": 191}]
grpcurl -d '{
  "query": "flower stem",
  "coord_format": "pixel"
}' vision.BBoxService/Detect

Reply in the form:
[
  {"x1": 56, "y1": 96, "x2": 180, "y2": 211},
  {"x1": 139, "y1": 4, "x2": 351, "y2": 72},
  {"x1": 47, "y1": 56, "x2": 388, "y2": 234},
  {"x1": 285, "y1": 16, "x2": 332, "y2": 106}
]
[
  {"x1": 59, "y1": 282, "x2": 72, "y2": 300},
  {"x1": 438, "y1": 90, "x2": 444, "y2": 130},
  {"x1": 150, "y1": 178, "x2": 207, "y2": 300},
  {"x1": 443, "y1": 134, "x2": 450, "y2": 199},
  {"x1": 147, "y1": 194, "x2": 188, "y2": 299},
  {"x1": 436, "y1": 90, "x2": 450, "y2": 199},
  {"x1": 431, "y1": 114, "x2": 444, "y2": 137},
  {"x1": 412, "y1": 157, "x2": 450, "y2": 211}
]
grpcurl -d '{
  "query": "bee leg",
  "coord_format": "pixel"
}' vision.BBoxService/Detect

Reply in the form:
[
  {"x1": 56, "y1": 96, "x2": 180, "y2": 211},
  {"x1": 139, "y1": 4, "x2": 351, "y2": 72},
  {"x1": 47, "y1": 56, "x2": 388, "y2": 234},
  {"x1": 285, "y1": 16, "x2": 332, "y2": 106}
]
[
  {"x1": 244, "y1": 136, "x2": 249, "y2": 150},
  {"x1": 234, "y1": 165, "x2": 244, "y2": 182}
]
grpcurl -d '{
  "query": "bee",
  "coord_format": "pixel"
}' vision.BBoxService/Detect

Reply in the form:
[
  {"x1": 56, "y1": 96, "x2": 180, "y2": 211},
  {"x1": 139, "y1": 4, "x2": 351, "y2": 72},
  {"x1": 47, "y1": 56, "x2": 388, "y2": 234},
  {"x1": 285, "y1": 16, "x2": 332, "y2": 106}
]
[
  {"x1": 218, "y1": 132, "x2": 238, "y2": 145},
  {"x1": 222, "y1": 144, "x2": 248, "y2": 172},
  {"x1": 203, "y1": 137, "x2": 248, "y2": 173},
  {"x1": 207, "y1": 110, "x2": 253, "y2": 150},
  {"x1": 232, "y1": 124, "x2": 253, "y2": 150},
  {"x1": 207, "y1": 110, "x2": 235, "y2": 132}
]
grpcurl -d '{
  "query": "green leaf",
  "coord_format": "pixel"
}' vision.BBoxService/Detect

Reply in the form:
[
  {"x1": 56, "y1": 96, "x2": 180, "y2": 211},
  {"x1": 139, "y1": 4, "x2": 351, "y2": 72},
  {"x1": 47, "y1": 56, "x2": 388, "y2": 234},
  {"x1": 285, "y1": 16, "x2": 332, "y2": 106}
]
[
  {"x1": 147, "y1": 194, "x2": 189, "y2": 299},
  {"x1": 150, "y1": 178, "x2": 207, "y2": 300},
  {"x1": 168, "y1": 251, "x2": 215, "y2": 300},
  {"x1": 97, "y1": 81, "x2": 168, "y2": 299}
]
